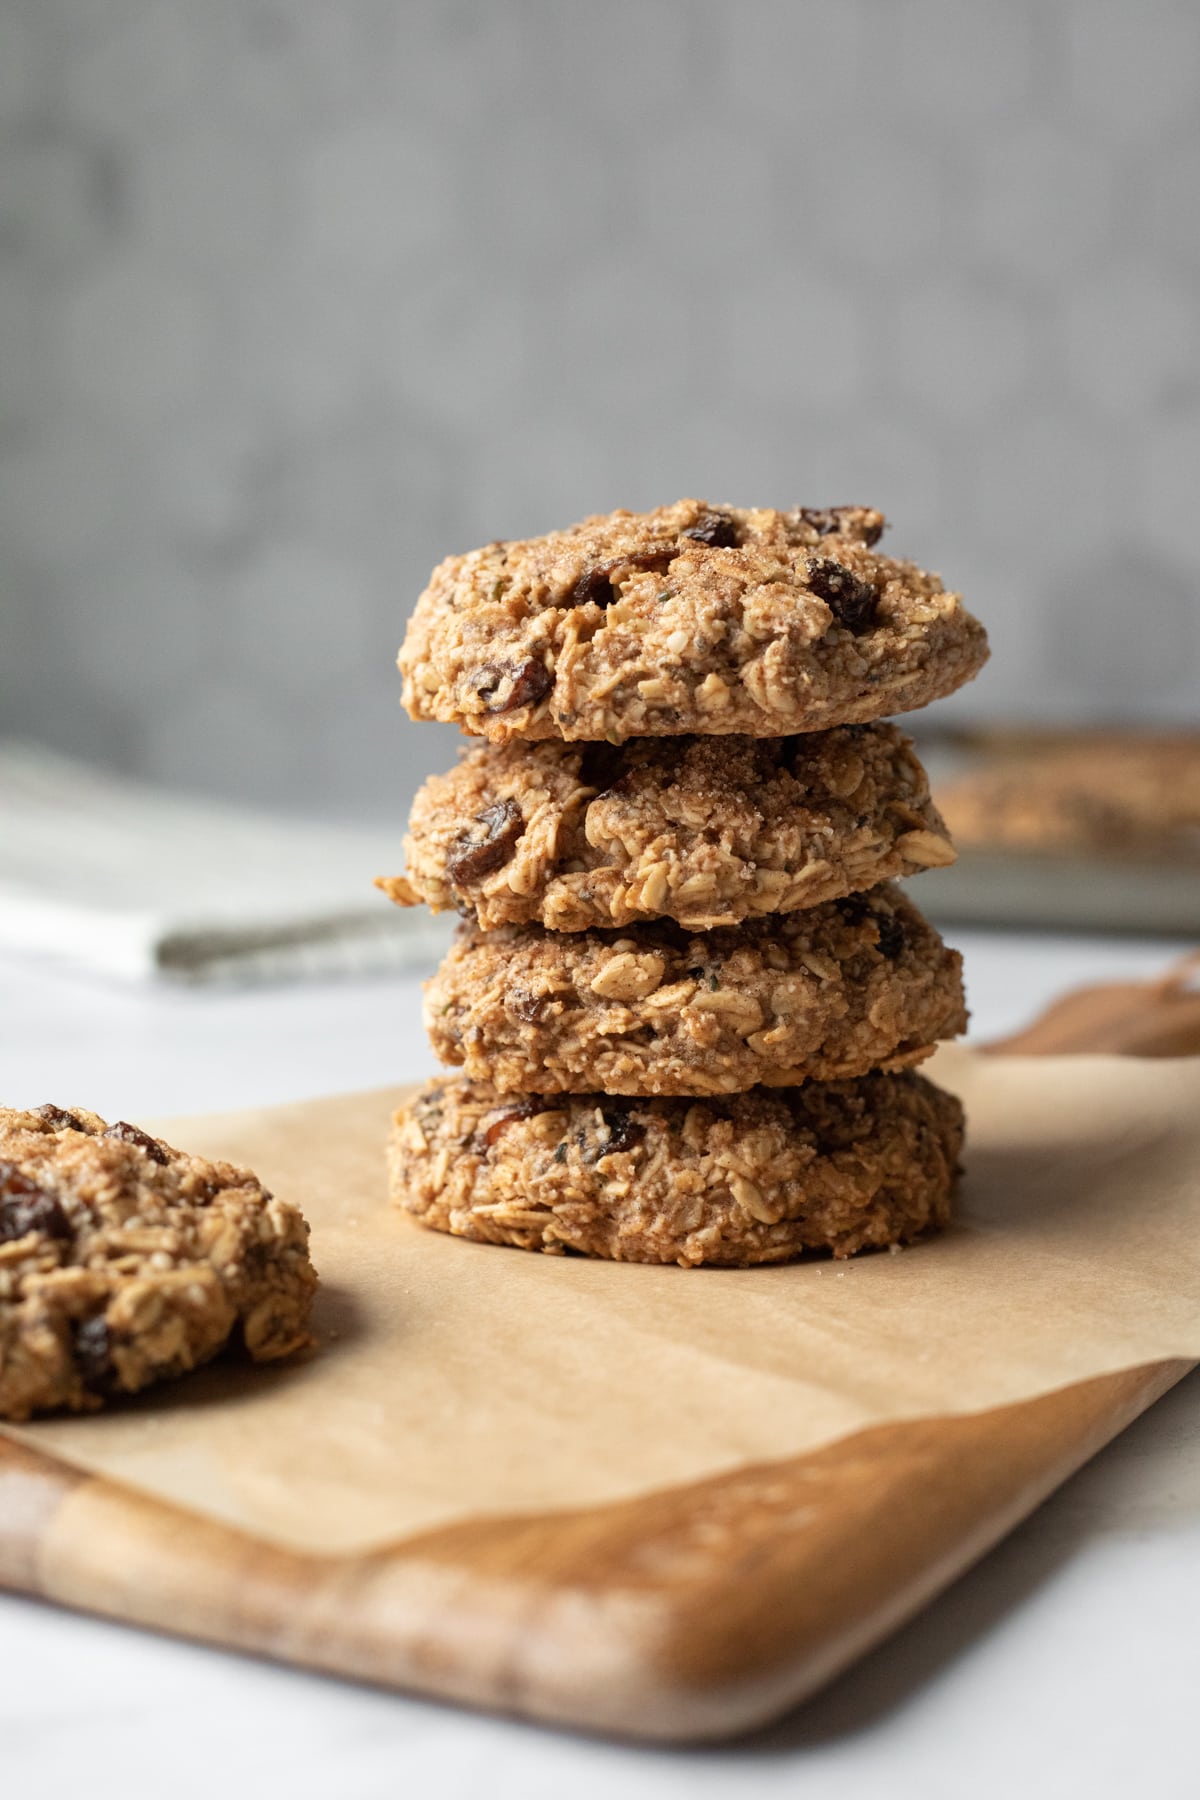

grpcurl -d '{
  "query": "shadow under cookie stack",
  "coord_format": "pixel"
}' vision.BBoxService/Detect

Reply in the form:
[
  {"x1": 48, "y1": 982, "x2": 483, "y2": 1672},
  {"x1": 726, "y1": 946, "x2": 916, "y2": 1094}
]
[{"x1": 382, "y1": 501, "x2": 989, "y2": 1268}]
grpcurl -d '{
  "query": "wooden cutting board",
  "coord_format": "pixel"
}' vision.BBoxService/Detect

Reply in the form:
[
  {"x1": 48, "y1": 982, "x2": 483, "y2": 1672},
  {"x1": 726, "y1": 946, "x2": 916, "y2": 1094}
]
[
  {"x1": 1, "y1": 971, "x2": 1196, "y2": 1743},
  {"x1": 2, "y1": 1361, "x2": 1188, "y2": 1741}
]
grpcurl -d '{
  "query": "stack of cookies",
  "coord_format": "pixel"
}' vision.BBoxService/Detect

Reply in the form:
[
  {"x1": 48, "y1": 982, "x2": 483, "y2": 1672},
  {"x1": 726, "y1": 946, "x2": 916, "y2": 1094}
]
[{"x1": 382, "y1": 501, "x2": 988, "y2": 1268}]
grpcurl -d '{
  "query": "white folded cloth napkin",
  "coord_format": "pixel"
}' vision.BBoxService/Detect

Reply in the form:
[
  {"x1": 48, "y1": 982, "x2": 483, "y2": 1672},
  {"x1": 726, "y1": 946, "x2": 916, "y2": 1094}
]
[{"x1": 0, "y1": 740, "x2": 450, "y2": 984}]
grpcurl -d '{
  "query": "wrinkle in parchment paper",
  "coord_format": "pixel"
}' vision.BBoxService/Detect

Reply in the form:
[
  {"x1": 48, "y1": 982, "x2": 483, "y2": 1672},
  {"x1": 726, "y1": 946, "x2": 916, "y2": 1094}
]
[{"x1": 7, "y1": 1048, "x2": 1200, "y2": 1555}]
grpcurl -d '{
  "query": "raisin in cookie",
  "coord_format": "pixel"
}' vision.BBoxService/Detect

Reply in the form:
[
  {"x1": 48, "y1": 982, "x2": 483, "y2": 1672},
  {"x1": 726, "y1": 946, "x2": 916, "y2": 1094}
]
[
  {"x1": 390, "y1": 1072, "x2": 963, "y2": 1267},
  {"x1": 380, "y1": 724, "x2": 956, "y2": 933},
  {"x1": 398, "y1": 500, "x2": 988, "y2": 744},
  {"x1": 424, "y1": 885, "x2": 966, "y2": 1097},
  {"x1": 0, "y1": 1104, "x2": 317, "y2": 1420}
]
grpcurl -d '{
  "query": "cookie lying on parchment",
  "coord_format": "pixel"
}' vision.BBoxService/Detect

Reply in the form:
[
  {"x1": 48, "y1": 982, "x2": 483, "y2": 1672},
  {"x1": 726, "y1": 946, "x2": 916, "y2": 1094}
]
[
  {"x1": 425, "y1": 884, "x2": 967, "y2": 1097},
  {"x1": 398, "y1": 499, "x2": 988, "y2": 744},
  {"x1": 390, "y1": 1071, "x2": 964, "y2": 1267},
  {"x1": 381, "y1": 723, "x2": 956, "y2": 934},
  {"x1": 0, "y1": 1104, "x2": 317, "y2": 1421}
]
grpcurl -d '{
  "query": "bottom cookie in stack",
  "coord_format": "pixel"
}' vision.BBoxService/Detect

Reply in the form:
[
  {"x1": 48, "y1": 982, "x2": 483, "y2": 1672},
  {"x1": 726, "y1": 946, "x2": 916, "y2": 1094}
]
[{"x1": 388, "y1": 1071, "x2": 963, "y2": 1269}]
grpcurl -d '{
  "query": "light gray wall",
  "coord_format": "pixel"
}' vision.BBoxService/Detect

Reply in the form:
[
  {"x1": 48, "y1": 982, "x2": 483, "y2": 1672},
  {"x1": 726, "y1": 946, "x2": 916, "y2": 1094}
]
[{"x1": 1, "y1": 0, "x2": 1197, "y2": 820}]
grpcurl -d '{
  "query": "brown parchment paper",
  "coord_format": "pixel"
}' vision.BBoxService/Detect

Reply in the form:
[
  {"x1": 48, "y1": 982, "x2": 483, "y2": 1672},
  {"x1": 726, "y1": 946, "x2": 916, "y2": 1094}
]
[{"x1": 7, "y1": 1047, "x2": 1200, "y2": 1556}]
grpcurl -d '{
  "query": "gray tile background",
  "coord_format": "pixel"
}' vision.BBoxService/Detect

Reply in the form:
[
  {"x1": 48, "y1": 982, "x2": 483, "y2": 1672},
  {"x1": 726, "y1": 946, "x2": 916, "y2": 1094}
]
[{"x1": 1, "y1": 0, "x2": 1197, "y2": 822}]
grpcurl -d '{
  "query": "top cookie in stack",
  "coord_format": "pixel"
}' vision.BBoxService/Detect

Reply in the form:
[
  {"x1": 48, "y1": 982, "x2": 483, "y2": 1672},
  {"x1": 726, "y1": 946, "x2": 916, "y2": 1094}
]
[
  {"x1": 398, "y1": 500, "x2": 986, "y2": 743},
  {"x1": 384, "y1": 501, "x2": 987, "y2": 1268}
]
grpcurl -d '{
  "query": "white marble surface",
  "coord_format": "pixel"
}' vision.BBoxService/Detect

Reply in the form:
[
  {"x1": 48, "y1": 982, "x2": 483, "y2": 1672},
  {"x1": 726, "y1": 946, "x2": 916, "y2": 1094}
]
[{"x1": 2, "y1": 930, "x2": 1198, "y2": 1798}]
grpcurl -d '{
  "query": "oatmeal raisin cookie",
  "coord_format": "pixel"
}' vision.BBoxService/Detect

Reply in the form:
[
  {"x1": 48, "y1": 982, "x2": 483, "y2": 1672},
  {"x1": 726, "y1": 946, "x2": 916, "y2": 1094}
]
[
  {"x1": 398, "y1": 500, "x2": 988, "y2": 743},
  {"x1": 381, "y1": 724, "x2": 955, "y2": 933},
  {"x1": 938, "y1": 733, "x2": 1200, "y2": 864},
  {"x1": 0, "y1": 1104, "x2": 317, "y2": 1419},
  {"x1": 424, "y1": 885, "x2": 966, "y2": 1097},
  {"x1": 389, "y1": 1071, "x2": 964, "y2": 1266}
]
